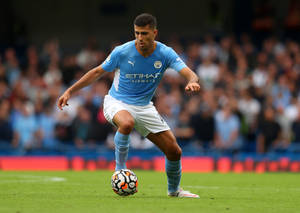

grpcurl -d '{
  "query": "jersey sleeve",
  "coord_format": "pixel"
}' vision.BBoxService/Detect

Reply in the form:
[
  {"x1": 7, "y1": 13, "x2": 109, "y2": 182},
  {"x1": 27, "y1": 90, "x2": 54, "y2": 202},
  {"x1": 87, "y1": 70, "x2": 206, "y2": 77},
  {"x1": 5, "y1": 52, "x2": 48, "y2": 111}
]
[
  {"x1": 100, "y1": 47, "x2": 120, "y2": 72},
  {"x1": 166, "y1": 47, "x2": 187, "y2": 72}
]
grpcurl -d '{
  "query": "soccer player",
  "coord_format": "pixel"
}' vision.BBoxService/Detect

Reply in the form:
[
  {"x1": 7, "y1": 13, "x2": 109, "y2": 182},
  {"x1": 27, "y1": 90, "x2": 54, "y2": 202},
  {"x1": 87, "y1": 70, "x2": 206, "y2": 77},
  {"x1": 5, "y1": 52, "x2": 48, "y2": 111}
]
[{"x1": 57, "y1": 13, "x2": 200, "y2": 198}]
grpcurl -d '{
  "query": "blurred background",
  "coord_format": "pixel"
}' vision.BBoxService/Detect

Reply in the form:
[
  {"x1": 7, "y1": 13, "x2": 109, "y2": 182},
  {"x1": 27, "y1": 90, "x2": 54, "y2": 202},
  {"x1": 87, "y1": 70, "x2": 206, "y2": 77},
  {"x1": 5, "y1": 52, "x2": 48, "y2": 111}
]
[{"x1": 0, "y1": 0, "x2": 300, "y2": 167}]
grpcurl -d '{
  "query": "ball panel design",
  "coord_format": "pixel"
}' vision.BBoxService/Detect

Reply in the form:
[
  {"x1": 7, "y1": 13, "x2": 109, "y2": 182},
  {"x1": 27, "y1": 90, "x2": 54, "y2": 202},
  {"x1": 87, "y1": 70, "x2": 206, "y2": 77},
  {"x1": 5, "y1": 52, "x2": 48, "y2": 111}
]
[{"x1": 111, "y1": 169, "x2": 138, "y2": 196}]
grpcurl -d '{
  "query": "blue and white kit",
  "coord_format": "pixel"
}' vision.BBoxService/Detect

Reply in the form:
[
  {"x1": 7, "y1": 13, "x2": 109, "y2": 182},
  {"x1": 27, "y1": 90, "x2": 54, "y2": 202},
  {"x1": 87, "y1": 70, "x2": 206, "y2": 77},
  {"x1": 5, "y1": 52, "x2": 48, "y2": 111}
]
[
  {"x1": 101, "y1": 40, "x2": 187, "y2": 106},
  {"x1": 102, "y1": 40, "x2": 188, "y2": 195},
  {"x1": 101, "y1": 40, "x2": 187, "y2": 137}
]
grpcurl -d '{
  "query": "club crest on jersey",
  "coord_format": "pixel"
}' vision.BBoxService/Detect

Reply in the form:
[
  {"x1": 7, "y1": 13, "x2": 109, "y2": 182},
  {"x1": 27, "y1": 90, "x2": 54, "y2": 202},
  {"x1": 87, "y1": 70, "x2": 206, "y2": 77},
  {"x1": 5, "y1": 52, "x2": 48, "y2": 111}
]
[{"x1": 154, "y1": 61, "x2": 162, "y2": 69}]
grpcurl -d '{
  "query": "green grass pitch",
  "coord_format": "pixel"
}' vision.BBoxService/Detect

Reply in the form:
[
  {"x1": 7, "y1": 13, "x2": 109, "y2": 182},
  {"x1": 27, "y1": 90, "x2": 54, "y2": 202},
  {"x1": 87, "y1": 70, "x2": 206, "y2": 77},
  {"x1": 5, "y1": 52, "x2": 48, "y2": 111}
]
[{"x1": 0, "y1": 171, "x2": 300, "y2": 213}]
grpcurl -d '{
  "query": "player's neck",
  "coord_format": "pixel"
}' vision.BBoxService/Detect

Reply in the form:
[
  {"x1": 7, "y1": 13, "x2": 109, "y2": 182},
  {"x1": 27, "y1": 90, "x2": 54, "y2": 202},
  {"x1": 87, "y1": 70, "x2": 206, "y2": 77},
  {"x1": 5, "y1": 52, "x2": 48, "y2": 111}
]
[{"x1": 135, "y1": 41, "x2": 157, "y2": 57}]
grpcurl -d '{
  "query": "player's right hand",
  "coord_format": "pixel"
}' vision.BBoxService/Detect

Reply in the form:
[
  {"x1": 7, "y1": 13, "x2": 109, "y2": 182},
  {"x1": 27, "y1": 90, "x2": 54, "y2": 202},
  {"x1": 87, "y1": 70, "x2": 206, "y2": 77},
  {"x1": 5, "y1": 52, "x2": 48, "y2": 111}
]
[{"x1": 57, "y1": 91, "x2": 71, "y2": 110}]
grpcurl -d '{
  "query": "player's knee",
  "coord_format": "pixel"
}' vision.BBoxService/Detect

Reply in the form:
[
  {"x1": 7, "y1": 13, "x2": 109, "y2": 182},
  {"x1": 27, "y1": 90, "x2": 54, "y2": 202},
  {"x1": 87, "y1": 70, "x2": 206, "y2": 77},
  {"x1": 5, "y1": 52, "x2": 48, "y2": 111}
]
[
  {"x1": 166, "y1": 145, "x2": 182, "y2": 161},
  {"x1": 174, "y1": 146, "x2": 182, "y2": 159},
  {"x1": 119, "y1": 119, "x2": 135, "y2": 134}
]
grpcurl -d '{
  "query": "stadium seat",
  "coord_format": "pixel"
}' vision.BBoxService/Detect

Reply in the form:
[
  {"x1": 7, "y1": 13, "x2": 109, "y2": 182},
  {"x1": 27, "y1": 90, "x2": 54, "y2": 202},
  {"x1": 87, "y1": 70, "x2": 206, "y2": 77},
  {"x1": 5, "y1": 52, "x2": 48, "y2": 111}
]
[
  {"x1": 182, "y1": 157, "x2": 214, "y2": 172},
  {"x1": 127, "y1": 156, "x2": 142, "y2": 169},
  {"x1": 268, "y1": 161, "x2": 279, "y2": 172},
  {"x1": 217, "y1": 157, "x2": 231, "y2": 173},
  {"x1": 141, "y1": 160, "x2": 152, "y2": 170},
  {"x1": 71, "y1": 156, "x2": 85, "y2": 171},
  {"x1": 255, "y1": 161, "x2": 266, "y2": 173},
  {"x1": 233, "y1": 161, "x2": 244, "y2": 173},
  {"x1": 290, "y1": 162, "x2": 300, "y2": 172},
  {"x1": 279, "y1": 157, "x2": 290, "y2": 171},
  {"x1": 97, "y1": 157, "x2": 108, "y2": 169},
  {"x1": 244, "y1": 157, "x2": 254, "y2": 172},
  {"x1": 86, "y1": 160, "x2": 97, "y2": 171}
]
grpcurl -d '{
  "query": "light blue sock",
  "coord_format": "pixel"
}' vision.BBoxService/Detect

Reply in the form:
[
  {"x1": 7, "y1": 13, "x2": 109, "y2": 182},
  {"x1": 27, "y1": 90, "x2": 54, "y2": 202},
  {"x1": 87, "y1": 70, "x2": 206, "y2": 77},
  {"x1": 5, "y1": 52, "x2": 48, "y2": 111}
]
[
  {"x1": 165, "y1": 158, "x2": 181, "y2": 193},
  {"x1": 114, "y1": 131, "x2": 130, "y2": 171}
]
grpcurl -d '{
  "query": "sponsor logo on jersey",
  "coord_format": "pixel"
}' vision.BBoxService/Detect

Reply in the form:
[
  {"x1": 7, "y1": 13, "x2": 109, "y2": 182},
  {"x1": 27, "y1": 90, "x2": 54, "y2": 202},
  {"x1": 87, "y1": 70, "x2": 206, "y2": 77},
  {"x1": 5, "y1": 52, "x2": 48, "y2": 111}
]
[
  {"x1": 125, "y1": 73, "x2": 161, "y2": 79},
  {"x1": 154, "y1": 61, "x2": 162, "y2": 69},
  {"x1": 128, "y1": 60, "x2": 135, "y2": 66},
  {"x1": 125, "y1": 73, "x2": 161, "y2": 83}
]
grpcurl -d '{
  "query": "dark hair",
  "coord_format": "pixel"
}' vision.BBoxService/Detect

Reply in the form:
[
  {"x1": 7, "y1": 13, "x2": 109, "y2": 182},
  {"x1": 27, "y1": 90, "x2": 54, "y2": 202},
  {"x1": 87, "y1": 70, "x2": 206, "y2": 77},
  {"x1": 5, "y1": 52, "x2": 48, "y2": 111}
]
[{"x1": 134, "y1": 13, "x2": 157, "y2": 29}]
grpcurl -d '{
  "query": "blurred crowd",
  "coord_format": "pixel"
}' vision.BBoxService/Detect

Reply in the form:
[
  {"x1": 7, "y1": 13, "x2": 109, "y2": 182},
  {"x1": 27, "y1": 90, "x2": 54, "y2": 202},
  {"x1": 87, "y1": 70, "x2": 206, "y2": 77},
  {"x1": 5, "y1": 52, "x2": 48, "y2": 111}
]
[{"x1": 0, "y1": 34, "x2": 300, "y2": 155}]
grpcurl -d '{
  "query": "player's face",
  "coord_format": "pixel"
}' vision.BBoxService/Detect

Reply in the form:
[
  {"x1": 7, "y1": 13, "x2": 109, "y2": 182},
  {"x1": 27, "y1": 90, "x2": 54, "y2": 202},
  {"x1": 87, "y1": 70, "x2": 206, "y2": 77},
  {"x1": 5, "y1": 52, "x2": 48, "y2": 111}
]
[{"x1": 134, "y1": 25, "x2": 157, "y2": 51}]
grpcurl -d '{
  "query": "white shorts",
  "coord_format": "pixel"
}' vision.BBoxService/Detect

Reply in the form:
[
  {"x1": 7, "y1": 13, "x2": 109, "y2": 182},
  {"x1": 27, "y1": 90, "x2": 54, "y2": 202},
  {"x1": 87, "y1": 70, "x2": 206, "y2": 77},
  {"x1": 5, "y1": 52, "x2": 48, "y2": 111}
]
[{"x1": 103, "y1": 95, "x2": 170, "y2": 137}]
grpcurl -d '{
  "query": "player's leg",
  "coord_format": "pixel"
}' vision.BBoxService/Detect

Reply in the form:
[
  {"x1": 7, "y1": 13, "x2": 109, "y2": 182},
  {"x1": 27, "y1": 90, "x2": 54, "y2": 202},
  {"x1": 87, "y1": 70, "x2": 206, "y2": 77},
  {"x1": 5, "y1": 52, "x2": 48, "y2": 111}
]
[
  {"x1": 112, "y1": 110, "x2": 135, "y2": 170},
  {"x1": 147, "y1": 130, "x2": 181, "y2": 160},
  {"x1": 147, "y1": 130, "x2": 199, "y2": 198},
  {"x1": 113, "y1": 110, "x2": 135, "y2": 135},
  {"x1": 147, "y1": 131, "x2": 181, "y2": 193},
  {"x1": 135, "y1": 103, "x2": 198, "y2": 197},
  {"x1": 103, "y1": 95, "x2": 135, "y2": 171}
]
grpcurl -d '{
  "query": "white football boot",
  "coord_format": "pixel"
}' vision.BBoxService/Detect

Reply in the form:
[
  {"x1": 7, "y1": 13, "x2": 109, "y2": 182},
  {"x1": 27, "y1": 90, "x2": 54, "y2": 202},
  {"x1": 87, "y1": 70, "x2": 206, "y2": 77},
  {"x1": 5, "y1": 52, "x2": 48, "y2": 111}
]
[{"x1": 168, "y1": 188, "x2": 200, "y2": 198}]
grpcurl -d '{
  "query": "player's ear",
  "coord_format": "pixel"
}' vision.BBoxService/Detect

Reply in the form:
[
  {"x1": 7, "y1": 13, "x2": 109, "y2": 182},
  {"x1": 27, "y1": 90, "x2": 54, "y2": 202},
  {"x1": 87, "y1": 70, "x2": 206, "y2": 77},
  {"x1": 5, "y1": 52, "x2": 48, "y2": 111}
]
[{"x1": 153, "y1": 29, "x2": 158, "y2": 38}]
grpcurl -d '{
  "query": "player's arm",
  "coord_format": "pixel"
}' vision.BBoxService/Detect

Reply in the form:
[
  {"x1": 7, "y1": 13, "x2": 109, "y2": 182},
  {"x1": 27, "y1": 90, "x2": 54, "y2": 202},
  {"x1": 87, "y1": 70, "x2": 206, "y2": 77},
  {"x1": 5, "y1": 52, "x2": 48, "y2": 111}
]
[
  {"x1": 179, "y1": 67, "x2": 200, "y2": 93},
  {"x1": 57, "y1": 65, "x2": 107, "y2": 110},
  {"x1": 166, "y1": 46, "x2": 200, "y2": 92}
]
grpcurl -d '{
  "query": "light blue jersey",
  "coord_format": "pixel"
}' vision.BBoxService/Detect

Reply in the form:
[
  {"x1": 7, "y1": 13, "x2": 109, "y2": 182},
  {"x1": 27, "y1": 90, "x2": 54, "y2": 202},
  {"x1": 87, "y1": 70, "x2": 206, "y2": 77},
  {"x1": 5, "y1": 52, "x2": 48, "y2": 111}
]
[{"x1": 101, "y1": 40, "x2": 187, "y2": 106}]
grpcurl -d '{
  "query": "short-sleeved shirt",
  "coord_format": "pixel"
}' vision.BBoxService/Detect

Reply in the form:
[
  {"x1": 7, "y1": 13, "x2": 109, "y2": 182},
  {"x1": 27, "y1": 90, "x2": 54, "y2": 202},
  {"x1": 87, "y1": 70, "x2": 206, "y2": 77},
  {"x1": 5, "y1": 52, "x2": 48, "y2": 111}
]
[
  {"x1": 101, "y1": 40, "x2": 187, "y2": 106},
  {"x1": 215, "y1": 111, "x2": 240, "y2": 143}
]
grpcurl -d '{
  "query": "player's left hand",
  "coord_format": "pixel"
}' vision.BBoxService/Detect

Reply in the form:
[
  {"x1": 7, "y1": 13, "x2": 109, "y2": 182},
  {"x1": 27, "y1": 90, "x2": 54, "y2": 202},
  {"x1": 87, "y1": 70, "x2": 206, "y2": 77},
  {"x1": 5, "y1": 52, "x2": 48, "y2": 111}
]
[{"x1": 185, "y1": 82, "x2": 200, "y2": 93}]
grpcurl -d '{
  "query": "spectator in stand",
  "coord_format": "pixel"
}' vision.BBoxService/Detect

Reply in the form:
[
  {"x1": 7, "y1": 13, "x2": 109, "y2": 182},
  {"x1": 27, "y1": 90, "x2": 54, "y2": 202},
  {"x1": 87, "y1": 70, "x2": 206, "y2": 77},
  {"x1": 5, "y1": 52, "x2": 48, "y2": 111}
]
[
  {"x1": 3, "y1": 48, "x2": 21, "y2": 87},
  {"x1": 196, "y1": 55, "x2": 219, "y2": 90},
  {"x1": 86, "y1": 79, "x2": 114, "y2": 147},
  {"x1": 36, "y1": 102, "x2": 58, "y2": 149},
  {"x1": 251, "y1": 52, "x2": 269, "y2": 89},
  {"x1": 0, "y1": 99, "x2": 14, "y2": 148},
  {"x1": 54, "y1": 111, "x2": 73, "y2": 149},
  {"x1": 168, "y1": 35, "x2": 188, "y2": 63},
  {"x1": 290, "y1": 105, "x2": 300, "y2": 152},
  {"x1": 240, "y1": 34, "x2": 256, "y2": 70},
  {"x1": 185, "y1": 42, "x2": 201, "y2": 70},
  {"x1": 40, "y1": 38, "x2": 61, "y2": 69},
  {"x1": 284, "y1": 96, "x2": 300, "y2": 127},
  {"x1": 87, "y1": 106, "x2": 113, "y2": 148},
  {"x1": 70, "y1": 105, "x2": 93, "y2": 149},
  {"x1": 129, "y1": 130, "x2": 155, "y2": 150},
  {"x1": 61, "y1": 55, "x2": 81, "y2": 86},
  {"x1": 238, "y1": 88, "x2": 261, "y2": 126},
  {"x1": 12, "y1": 101, "x2": 41, "y2": 150},
  {"x1": 271, "y1": 74, "x2": 292, "y2": 110},
  {"x1": 294, "y1": 53, "x2": 300, "y2": 76},
  {"x1": 155, "y1": 94, "x2": 177, "y2": 131},
  {"x1": 190, "y1": 104, "x2": 215, "y2": 151},
  {"x1": 237, "y1": 88, "x2": 260, "y2": 150},
  {"x1": 234, "y1": 58, "x2": 251, "y2": 91},
  {"x1": 174, "y1": 109, "x2": 194, "y2": 150},
  {"x1": 0, "y1": 56, "x2": 7, "y2": 81},
  {"x1": 214, "y1": 103, "x2": 242, "y2": 153},
  {"x1": 199, "y1": 34, "x2": 219, "y2": 60},
  {"x1": 25, "y1": 45, "x2": 40, "y2": 73},
  {"x1": 76, "y1": 37, "x2": 105, "y2": 70},
  {"x1": 217, "y1": 36, "x2": 232, "y2": 63},
  {"x1": 257, "y1": 106, "x2": 283, "y2": 153},
  {"x1": 43, "y1": 61, "x2": 62, "y2": 88},
  {"x1": 0, "y1": 80, "x2": 10, "y2": 100}
]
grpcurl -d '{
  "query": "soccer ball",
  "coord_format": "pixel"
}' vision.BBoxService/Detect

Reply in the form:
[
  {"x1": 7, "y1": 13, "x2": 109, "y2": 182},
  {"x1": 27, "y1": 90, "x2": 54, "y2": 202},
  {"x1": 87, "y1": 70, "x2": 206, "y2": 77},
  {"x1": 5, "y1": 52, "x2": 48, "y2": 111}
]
[{"x1": 111, "y1": 169, "x2": 138, "y2": 196}]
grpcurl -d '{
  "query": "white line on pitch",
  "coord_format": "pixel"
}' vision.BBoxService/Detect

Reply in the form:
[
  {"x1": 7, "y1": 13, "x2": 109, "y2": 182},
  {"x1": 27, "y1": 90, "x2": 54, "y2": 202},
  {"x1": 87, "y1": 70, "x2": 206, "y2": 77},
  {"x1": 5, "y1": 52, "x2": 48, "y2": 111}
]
[
  {"x1": 184, "y1": 185, "x2": 300, "y2": 191},
  {"x1": 0, "y1": 175, "x2": 66, "y2": 183}
]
